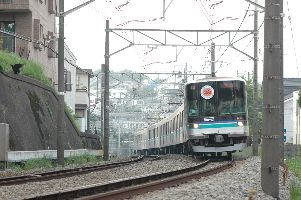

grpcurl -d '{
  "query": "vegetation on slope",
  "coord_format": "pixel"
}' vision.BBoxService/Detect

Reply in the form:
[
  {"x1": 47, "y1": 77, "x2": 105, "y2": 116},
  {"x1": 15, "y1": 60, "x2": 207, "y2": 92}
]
[
  {"x1": 0, "y1": 51, "x2": 81, "y2": 133},
  {"x1": 0, "y1": 51, "x2": 52, "y2": 87}
]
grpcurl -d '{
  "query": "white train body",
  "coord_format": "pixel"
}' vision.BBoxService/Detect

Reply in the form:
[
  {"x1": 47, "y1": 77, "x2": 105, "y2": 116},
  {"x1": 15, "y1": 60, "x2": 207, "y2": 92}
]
[{"x1": 134, "y1": 77, "x2": 249, "y2": 155}]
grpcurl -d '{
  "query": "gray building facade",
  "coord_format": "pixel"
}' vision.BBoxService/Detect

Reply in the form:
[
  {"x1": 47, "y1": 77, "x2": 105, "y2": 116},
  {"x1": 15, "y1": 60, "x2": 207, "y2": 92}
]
[{"x1": 0, "y1": 0, "x2": 57, "y2": 84}]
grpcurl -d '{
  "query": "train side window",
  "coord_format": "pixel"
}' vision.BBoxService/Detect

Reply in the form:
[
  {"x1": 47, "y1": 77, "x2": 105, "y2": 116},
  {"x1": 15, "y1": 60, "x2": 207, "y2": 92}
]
[
  {"x1": 148, "y1": 130, "x2": 151, "y2": 146},
  {"x1": 153, "y1": 129, "x2": 156, "y2": 145}
]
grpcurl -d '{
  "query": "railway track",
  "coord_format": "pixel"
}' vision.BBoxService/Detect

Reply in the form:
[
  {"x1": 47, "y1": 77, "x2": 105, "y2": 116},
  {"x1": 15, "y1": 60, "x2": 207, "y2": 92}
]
[
  {"x1": 0, "y1": 156, "x2": 145, "y2": 186},
  {"x1": 23, "y1": 159, "x2": 233, "y2": 200}
]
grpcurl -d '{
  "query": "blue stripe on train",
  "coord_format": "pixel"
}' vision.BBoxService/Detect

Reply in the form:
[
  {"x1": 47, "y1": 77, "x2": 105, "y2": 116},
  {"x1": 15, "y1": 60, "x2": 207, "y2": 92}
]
[{"x1": 193, "y1": 121, "x2": 237, "y2": 129}]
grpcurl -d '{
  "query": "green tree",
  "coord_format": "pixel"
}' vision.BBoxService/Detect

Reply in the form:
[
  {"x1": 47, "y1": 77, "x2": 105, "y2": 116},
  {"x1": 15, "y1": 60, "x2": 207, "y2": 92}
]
[{"x1": 240, "y1": 74, "x2": 263, "y2": 143}]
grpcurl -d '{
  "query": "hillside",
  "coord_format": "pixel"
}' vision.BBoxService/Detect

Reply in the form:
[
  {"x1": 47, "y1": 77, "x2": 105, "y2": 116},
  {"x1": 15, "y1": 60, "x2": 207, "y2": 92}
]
[{"x1": 0, "y1": 52, "x2": 100, "y2": 150}]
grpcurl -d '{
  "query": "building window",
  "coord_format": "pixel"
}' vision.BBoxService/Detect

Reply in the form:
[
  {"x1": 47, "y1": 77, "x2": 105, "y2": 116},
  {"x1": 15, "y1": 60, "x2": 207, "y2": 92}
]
[
  {"x1": 0, "y1": 21, "x2": 15, "y2": 52},
  {"x1": 64, "y1": 70, "x2": 72, "y2": 91},
  {"x1": 39, "y1": 24, "x2": 44, "y2": 40},
  {"x1": 75, "y1": 109, "x2": 85, "y2": 118},
  {"x1": 76, "y1": 75, "x2": 80, "y2": 89},
  {"x1": 0, "y1": 0, "x2": 12, "y2": 3}
]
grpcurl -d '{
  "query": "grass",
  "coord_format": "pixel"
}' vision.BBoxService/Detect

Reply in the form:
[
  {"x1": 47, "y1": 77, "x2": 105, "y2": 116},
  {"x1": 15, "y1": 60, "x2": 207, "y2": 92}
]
[
  {"x1": 65, "y1": 154, "x2": 99, "y2": 165},
  {"x1": 287, "y1": 150, "x2": 301, "y2": 200},
  {"x1": 233, "y1": 145, "x2": 262, "y2": 158},
  {"x1": 8, "y1": 154, "x2": 102, "y2": 171},
  {"x1": 0, "y1": 51, "x2": 81, "y2": 133},
  {"x1": 234, "y1": 145, "x2": 301, "y2": 199},
  {"x1": 65, "y1": 105, "x2": 81, "y2": 132},
  {"x1": 290, "y1": 183, "x2": 301, "y2": 200},
  {"x1": 0, "y1": 51, "x2": 52, "y2": 87}
]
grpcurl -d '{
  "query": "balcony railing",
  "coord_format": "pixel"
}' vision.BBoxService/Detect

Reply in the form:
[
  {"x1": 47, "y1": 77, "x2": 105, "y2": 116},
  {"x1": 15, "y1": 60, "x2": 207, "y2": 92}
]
[{"x1": 0, "y1": 0, "x2": 30, "y2": 12}]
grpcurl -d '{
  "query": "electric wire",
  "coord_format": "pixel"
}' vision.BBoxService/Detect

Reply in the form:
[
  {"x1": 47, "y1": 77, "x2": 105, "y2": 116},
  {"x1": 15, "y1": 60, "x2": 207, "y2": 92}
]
[
  {"x1": 0, "y1": 29, "x2": 91, "y2": 75},
  {"x1": 215, "y1": 2, "x2": 251, "y2": 63},
  {"x1": 215, "y1": 19, "x2": 264, "y2": 73},
  {"x1": 286, "y1": 0, "x2": 300, "y2": 76}
]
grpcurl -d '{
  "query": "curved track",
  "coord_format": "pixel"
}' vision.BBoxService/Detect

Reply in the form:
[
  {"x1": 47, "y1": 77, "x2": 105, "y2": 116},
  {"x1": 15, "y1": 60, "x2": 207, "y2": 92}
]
[
  {"x1": 0, "y1": 156, "x2": 144, "y2": 186},
  {"x1": 23, "y1": 159, "x2": 233, "y2": 200}
]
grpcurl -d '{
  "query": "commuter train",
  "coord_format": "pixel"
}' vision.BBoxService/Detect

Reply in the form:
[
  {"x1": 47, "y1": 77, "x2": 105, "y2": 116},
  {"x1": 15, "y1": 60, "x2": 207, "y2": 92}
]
[{"x1": 134, "y1": 77, "x2": 249, "y2": 158}]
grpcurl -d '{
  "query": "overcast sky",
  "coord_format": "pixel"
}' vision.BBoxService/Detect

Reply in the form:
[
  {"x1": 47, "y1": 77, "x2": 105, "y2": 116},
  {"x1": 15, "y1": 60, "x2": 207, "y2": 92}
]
[{"x1": 64, "y1": 0, "x2": 300, "y2": 81}]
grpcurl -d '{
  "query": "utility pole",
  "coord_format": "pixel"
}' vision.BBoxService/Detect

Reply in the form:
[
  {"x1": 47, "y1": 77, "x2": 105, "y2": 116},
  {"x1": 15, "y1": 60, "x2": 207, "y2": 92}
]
[
  {"x1": 211, "y1": 43, "x2": 215, "y2": 77},
  {"x1": 103, "y1": 20, "x2": 110, "y2": 161},
  {"x1": 100, "y1": 64, "x2": 105, "y2": 151},
  {"x1": 96, "y1": 74, "x2": 99, "y2": 104},
  {"x1": 279, "y1": 0, "x2": 284, "y2": 165},
  {"x1": 57, "y1": 0, "x2": 65, "y2": 166},
  {"x1": 57, "y1": 0, "x2": 96, "y2": 166},
  {"x1": 252, "y1": 0, "x2": 259, "y2": 156},
  {"x1": 184, "y1": 63, "x2": 187, "y2": 83},
  {"x1": 261, "y1": 0, "x2": 282, "y2": 198}
]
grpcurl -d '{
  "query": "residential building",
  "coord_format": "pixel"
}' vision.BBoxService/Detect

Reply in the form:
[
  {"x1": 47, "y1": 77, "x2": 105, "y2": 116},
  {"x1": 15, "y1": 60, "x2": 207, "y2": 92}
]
[
  {"x1": 76, "y1": 68, "x2": 93, "y2": 132},
  {"x1": 284, "y1": 91, "x2": 301, "y2": 145},
  {"x1": 0, "y1": 0, "x2": 57, "y2": 83},
  {"x1": 64, "y1": 44, "x2": 76, "y2": 111},
  {"x1": 0, "y1": 1, "x2": 94, "y2": 134},
  {"x1": 284, "y1": 78, "x2": 301, "y2": 96}
]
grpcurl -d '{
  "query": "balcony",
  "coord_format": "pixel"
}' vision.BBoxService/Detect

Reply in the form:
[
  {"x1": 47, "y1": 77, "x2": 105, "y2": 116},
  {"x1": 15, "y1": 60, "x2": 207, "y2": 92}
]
[
  {"x1": 0, "y1": 0, "x2": 30, "y2": 12},
  {"x1": 76, "y1": 88, "x2": 89, "y2": 106}
]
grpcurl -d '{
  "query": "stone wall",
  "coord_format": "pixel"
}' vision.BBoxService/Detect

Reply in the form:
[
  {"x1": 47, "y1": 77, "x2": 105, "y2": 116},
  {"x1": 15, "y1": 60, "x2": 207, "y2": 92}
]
[{"x1": 0, "y1": 71, "x2": 100, "y2": 151}]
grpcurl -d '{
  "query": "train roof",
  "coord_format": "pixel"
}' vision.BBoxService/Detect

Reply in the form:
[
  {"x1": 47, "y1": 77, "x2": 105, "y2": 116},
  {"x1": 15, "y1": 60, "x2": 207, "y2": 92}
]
[{"x1": 185, "y1": 77, "x2": 246, "y2": 85}]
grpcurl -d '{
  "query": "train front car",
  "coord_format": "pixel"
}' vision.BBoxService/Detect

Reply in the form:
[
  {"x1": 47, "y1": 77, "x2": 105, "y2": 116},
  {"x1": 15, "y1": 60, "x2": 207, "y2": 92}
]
[{"x1": 185, "y1": 77, "x2": 248, "y2": 157}]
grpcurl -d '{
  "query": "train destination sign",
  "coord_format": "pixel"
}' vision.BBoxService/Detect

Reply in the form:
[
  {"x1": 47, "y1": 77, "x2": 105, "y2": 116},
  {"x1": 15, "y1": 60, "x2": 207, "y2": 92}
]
[{"x1": 201, "y1": 85, "x2": 214, "y2": 99}]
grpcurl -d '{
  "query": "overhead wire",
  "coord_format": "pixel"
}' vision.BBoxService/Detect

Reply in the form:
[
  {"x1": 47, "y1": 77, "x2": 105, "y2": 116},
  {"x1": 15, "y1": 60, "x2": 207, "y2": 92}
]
[
  {"x1": 215, "y1": 2, "x2": 251, "y2": 64},
  {"x1": 0, "y1": 29, "x2": 92, "y2": 75},
  {"x1": 215, "y1": 19, "x2": 264, "y2": 73},
  {"x1": 286, "y1": 0, "x2": 300, "y2": 76}
]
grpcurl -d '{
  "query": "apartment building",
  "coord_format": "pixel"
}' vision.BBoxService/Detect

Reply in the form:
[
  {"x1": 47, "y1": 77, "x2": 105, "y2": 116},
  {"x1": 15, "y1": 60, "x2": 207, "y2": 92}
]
[
  {"x1": 76, "y1": 68, "x2": 93, "y2": 132},
  {"x1": 64, "y1": 44, "x2": 76, "y2": 111},
  {"x1": 0, "y1": 0, "x2": 57, "y2": 83}
]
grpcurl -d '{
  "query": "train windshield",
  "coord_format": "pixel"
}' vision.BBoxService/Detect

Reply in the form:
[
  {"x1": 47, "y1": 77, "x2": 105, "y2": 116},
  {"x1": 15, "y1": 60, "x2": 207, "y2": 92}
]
[
  {"x1": 186, "y1": 84, "x2": 199, "y2": 117},
  {"x1": 186, "y1": 80, "x2": 246, "y2": 122},
  {"x1": 199, "y1": 82, "x2": 216, "y2": 117},
  {"x1": 217, "y1": 81, "x2": 245, "y2": 115}
]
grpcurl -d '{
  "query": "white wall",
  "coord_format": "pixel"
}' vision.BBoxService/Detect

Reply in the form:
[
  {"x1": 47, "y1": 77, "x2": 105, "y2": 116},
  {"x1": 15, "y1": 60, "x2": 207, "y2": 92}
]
[
  {"x1": 284, "y1": 91, "x2": 301, "y2": 144},
  {"x1": 64, "y1": 44, "x2": 77, "y2": 111}
]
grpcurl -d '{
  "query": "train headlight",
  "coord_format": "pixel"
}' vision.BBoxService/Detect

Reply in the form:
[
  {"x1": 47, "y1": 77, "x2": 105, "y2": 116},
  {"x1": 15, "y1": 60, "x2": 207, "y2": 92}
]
[
  {"x1": 193, "y1": 123, "x2": 199, "y2": 129},
  {"x1": 237, "y1": 121, "x2": 244, "y2": 127}
]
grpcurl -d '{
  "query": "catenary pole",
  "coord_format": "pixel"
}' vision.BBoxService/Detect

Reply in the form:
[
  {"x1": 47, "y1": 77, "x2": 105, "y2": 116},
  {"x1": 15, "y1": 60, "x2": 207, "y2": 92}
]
[
  {"x1": 211, "y1": 43, "x2": 215, "y2": 77},
  {"x1": 57, "y1": 0, "x2": 96, "y2": 166},
  {"x1": 103, "y1": 20, "x2": 110, "y2": 161},
  {"x1": 252, "y1": 0, "x2": 259, "y2": 156},
  {"x1": 261, "y1": 0, "x2": 282, "y2": 198},
  {"x1": 57, "y1": 0, "x2": 65, "y2": 166},
  {"x1": 279, "y1": 0, "x2": 284, "y2": 165},
  {"x1": 101, "y1": 64, "x2": 105, "y2": 151}
]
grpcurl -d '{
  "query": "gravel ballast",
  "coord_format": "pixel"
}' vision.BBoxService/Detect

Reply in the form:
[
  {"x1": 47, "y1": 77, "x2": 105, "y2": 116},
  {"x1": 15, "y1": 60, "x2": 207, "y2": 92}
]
[
  {"x1": 0, "y1": 155, "x2": 199, "y2": 199},
  {"x1": 0, "y1": 156, "x2": 299, "y2": 200},
  {"x1": 132, "y1": 156, "x2": 299, "y2": 200}
]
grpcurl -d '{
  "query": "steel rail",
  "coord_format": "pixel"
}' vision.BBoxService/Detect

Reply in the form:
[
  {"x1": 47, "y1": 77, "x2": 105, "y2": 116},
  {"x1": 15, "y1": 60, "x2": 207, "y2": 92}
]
[
  {"x1": 22, "y1": 159, "x2": 231, "y2": 200},
  {"x1": 79, "y1": 161, "x2": 233, "y2": 200},
  {"x1": 0, "y1": 156, "x2": 144, "y2": 186}
]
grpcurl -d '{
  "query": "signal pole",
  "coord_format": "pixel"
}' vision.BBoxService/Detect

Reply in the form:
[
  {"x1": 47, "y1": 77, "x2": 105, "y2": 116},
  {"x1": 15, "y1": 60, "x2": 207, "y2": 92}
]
[{"x1": 261, "y1": 0, "x2": 282, "y2": 198}]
